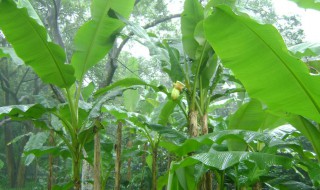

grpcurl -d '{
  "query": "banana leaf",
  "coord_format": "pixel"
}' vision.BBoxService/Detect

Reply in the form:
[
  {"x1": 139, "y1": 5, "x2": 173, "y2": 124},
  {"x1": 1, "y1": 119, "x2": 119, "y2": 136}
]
[
  {"x1": 0, "y1": 104, "x2": 49, "y2": 120},
  {"x1": 0, "y1": 0, "x2": 75, "y2": 88},
  {"x1": 289, "y1": 42, "x2": 320, "y2": 58},
  {"x1": 289, "y1": 0, "x2": 320, "y2": 11},
  {"x1": 181, "y1": 0, "x2": 204, "y2": 59},
  {"x1": 172, "y1": 150, "x2": 292, "y2": 171},
  {"x1": 71, "y1": 0, "x2": 134, "y2": 81},
  {"x1": 204, "y1": 6, "x2": 320, "y2": 123}
]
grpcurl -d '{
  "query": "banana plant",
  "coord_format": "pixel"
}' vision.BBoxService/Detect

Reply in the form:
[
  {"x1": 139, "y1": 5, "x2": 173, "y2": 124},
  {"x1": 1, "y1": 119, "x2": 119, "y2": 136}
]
[
  {"x1": 203, "y1": 4, "x2": 320, "y2": 161},
  {"x1": 0, "y1": 0, "x2": 134, "y2": 189}
]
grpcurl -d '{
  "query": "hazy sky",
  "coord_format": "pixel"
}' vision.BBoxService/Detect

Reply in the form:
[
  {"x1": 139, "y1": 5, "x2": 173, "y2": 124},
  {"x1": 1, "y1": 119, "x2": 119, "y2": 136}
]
[
  {"x1": 272, "y1": 0, "x2": 320, "y2": 42},
  {"x1": 167, "y1": 0, "x2": 320, "y2": 43}
]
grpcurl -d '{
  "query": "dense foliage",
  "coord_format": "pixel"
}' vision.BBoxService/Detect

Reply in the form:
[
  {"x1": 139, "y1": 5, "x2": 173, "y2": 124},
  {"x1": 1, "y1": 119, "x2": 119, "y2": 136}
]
[{"x1": 0, "y1": 0, "x2": 320, "y2": 189}]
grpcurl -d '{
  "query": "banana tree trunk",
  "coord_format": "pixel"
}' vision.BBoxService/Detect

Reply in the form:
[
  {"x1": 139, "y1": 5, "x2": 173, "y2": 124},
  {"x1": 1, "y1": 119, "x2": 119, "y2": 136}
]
[
  {"x1": 72, "y1": 143, "x2": 81, "y2": 190},
  {"x1": 140, "y1": 143, "x2": 148, "y2": 190},
  {"x1": 115, "y1": 121, "x2": 123, "y2": 190},
  {"x1": 152, "y1": 145, "x2": 158, "y2": 190},
  {"x1": 94, "y1": 126, "x2": 101, "y2": 190},
  {"x1": 189, "y1": 110, "x2": 198, "y2": 137},
  {"x1": 127, "y1": 139, "x2": 133, "y2": 189},
  {"x1": 252, "y1": 181, "x2": 262, "y2": 190},
  {"x1": 200, "y1": 113, "x2": 212, "y2": 190},
  {"x1": 48, "y1": 130, "x2": 55, "y2": 190}
]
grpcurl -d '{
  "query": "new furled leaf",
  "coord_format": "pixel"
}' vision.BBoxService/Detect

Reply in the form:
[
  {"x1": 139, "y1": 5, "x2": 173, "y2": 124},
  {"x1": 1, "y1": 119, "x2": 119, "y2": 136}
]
[
  {"x1": 181, "y1": 0, "x2": 204, "y2": 59},
  {"x1": 0, "y1": 0, "x2": 75, "y2": 88},
  {"x1": 204, "y1": 6, "x2": 320, "y2": 123}
]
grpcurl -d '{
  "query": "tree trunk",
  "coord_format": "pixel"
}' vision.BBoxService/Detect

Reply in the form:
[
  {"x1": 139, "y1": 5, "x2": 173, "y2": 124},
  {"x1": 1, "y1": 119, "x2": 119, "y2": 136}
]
[
  {"x1": 252, "y1": 181, "x2": 262, "y2": 190},
  {"x1": 3, "y1": 72, "x2": 16, "y2": 187},
  {"x1": 140, "y1": 143, "x2": 148, "y2": 190},
  {"x1": 94, "y1": 126, "x2": 101, "y2": 190},
  {"x1": 115, "y1": 121, "x2": 123, "y2": 190},
  {"x1": 73, "y1": 143, "x2": 81, "y2": 190},
  {"x1": 151, "y1": 146, "x2": 158, "y2": 190},
  {"x1": 48, "y1": 130, "x2": 55, "y2": 190},
  {"x1": 189, "y1": 110, "x2": 198, "y2": 137},
  {"x1": 81, "y1": 152, "x2": 93, "y2": 190},
  {"x1": 126, "y1": 139, "x2": 133, "y2": 189},
  {"x1": 200, "y1": 113, "x2": 212, "y2": 190},
  {"x1": 4, "y1": 124, "x2": 16, "y2": 187},
  {"x1": 16, "y1": 159, "x2": 26, "y2": 187}
]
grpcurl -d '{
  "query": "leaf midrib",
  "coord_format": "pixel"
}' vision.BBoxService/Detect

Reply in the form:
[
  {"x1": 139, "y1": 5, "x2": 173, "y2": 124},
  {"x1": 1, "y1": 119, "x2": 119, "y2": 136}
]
[
  {"x1": 17, "y1": 5, "x2": 68, "y2": 87},
  {"x1": 79, "y1": 2, "x2": 111, "y2": 82}
]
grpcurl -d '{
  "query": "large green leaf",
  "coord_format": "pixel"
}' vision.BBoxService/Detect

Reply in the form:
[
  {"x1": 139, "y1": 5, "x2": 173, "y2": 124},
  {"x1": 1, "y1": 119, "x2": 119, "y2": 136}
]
[
  {"x1": 228, "y1": 99, "x2": 285, "y2": 131},
  {"x1": 181, "y1": 0, "x2": 204, "y2": 59},
  {"x1": 23, "y1": 132, "x2": 49, "y2": 165},
  {"x1": 0, "y1": 104, "x2": 49, "y2": 120},
  {"x1": 289, "y1": 0, "x2": 320, "y2": 11},
  {"x1": 204, "y1": 6, "x2": 320, "y2": 123},
  {"x1": 94, "y1": 78, "x2": 158, "y2": 98},
  {"x1": 0, "y1": 0, "x2": 75, "y2": 88},
  {"x1": 71, "y1": 0, "x2": 134, "y2": 81},
  {"x1": 173, "y1": 151, "x2": 292, "y2": 171}
]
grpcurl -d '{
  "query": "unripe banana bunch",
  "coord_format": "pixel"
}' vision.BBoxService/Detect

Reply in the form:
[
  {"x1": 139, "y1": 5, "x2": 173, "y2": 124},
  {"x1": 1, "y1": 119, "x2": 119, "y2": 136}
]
[{"x1": 171, "y1": 81, "x2": 185, "y2": 100}]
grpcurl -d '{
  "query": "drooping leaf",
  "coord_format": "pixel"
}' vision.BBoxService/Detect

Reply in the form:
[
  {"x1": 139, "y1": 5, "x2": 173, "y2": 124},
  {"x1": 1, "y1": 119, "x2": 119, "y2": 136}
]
[
  {"x1": 103, "y1": 105, "x2": 128, "y2": 120},
  {"x1": 0, "y1": 0, "x2": 75, "y2": 88},
  {"x1": 0, "y1": 47, "x2": 24, "y2": 65},
  {"x1": 173, "y1": 151, "x2": 292, "y2": 171},
  {"x1": 23, "y1": 132, "x2": 49, "y2": 165},
  {"x1": 275, "y1": 181, "x2": 315, "y2": 190},
  {"x1": 0, "y1": 104, "x2": 49, "y2": 120},
  {"x1": 204, "y1": 6, "x2": 320, "y2": 123},
  {"x1": 287, "y1": 115, "x2": 320, "y2": 160},
  {"x1": 94, "y1": 78, "x2": 158, "y2": 98},
  {"x1": 146, "y1": 124, "x2": 187, "y2": 144},
  {"x1": 289, "y1": 42, "x2": 320, "y2": 58},
  {"x1": 71, "y1": 0, "x2": 135, "y2": 81},
  {"x1": 288, "y1": 0, "x2": 320, "y2": 11},
  {"x1": 17, "y1": 0, "x2": 44, "y2": 26},
  {"x1": 181, "y1": 0, "x2": 204, "y2": 59}
]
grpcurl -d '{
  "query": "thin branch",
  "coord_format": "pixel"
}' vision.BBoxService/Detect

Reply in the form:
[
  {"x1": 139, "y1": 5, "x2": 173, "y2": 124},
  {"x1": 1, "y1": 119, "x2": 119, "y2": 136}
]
[
  {"x1": 115, "y1": 58, "x2": 141, "y2": 79},
  {"x1": 50, "y1": 84, "x2": 65, "y2": 103},
  {"x1": 210, "y1": 88, "x2": 246, "y2": 102},
  {"x1": 143, "y1": 14, "x2": 181, "y2": 30},
  {"x1": 15, "y1": 68, "x2": 30, "y2": 95},
  {"x1": 0, "y1": 118, "x2": 11, "y2": 126}
]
